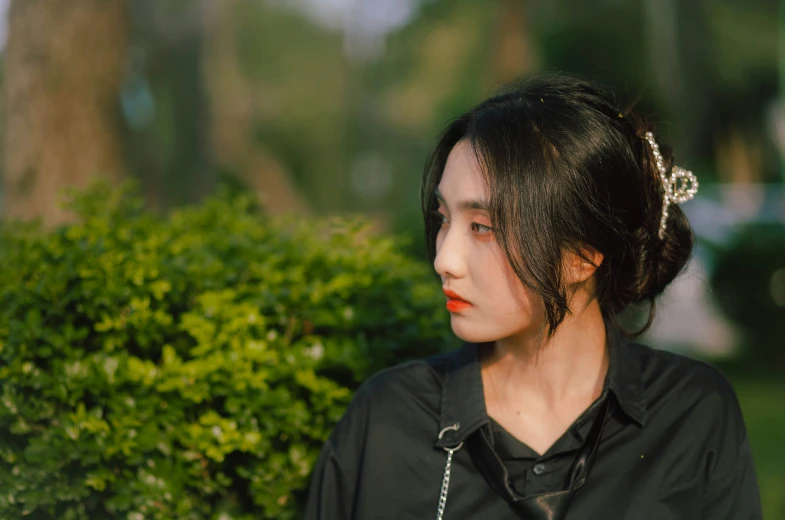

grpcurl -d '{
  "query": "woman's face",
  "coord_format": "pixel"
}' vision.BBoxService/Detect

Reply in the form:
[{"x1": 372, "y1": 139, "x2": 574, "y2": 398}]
[{"x1": 434, "y1": 139, "x2": 545, "y2": 343}]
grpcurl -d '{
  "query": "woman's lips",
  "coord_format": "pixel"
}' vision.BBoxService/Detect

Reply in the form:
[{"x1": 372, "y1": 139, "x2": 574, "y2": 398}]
[
  {"x1": 446, "y1": 299, "x2": 472, "y2": 312},
  {"x1": 443, "y1": 289, "x2": 472, "y2": 312}
]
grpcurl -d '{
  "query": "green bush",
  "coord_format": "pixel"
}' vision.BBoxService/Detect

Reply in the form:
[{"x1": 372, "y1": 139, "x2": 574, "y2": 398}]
[{"x1": 0, "y1": 183, "x2": 453, "y2": 519}]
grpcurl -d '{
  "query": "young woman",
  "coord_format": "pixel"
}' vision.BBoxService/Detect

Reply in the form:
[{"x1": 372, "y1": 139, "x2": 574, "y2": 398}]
[{"x1": 304, "y1": 75, "x2": 762, "y2": 519}]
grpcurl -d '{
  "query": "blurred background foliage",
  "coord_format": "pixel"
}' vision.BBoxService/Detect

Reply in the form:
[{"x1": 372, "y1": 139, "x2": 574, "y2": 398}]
[{"x1": 0, "y1": 0, "x2": 782, "y2": 517}]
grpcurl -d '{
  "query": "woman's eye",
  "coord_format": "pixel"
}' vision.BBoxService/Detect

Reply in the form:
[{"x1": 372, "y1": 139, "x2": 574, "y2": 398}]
[
  {"x1": 433, "y1": 211, "x2": 448, "y2": 225},
  {"x1": 471, "y1": 223, "x2": 493, "y2": 234}
]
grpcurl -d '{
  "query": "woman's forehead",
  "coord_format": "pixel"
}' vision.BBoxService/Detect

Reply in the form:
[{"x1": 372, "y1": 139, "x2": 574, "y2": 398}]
[{"x1": 438, "y1": 140, "x2": 488, "y2": 204}]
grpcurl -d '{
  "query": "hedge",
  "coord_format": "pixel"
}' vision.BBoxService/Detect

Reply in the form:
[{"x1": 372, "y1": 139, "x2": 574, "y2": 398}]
[{"x1": 0, "y1": 183, "x2": 453, "y2": 519}]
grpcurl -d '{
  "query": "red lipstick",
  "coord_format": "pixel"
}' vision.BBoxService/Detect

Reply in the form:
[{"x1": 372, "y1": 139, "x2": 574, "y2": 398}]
[{"x1": 443, "y1": 289, "x2": 472, "y2": 313}]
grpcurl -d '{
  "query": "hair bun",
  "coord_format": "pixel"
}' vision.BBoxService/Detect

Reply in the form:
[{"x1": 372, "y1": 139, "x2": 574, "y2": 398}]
[{"x1": 633, "y1": 205, "x2": 694, "y2": 303}]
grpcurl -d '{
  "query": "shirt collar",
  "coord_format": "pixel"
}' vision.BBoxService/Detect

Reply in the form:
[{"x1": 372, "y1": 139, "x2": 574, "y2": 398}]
[
  {"x1": 434, "y1": 324, "x2": 647, "y2": 449},
  {"x1": 605, "y1": 325, "x2": 647, "y2": 427}
]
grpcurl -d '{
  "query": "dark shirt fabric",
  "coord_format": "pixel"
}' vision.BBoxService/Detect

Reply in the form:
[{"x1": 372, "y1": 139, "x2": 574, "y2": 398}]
[{"x1": 304, "y1": 328, "x2": 763, "y2": 519}]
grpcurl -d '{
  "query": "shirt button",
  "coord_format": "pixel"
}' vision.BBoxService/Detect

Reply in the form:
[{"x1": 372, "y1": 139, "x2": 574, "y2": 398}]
[{"x1": 532, "y1": 463, "x2": 546, "y2": 475}]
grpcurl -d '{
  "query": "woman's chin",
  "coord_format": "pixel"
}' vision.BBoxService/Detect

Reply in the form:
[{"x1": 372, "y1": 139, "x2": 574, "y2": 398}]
[
  {"x1": 450, "y1": 313, "x2": 539, "y2": 345},
  {"x1": 450, "y1": 320, "x2": 500, "y2": 344}
]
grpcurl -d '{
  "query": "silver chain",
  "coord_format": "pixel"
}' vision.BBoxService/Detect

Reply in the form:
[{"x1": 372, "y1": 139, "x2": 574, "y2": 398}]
[{"x1": 436, "y1": 424, "x2": 463, "y2": 520}]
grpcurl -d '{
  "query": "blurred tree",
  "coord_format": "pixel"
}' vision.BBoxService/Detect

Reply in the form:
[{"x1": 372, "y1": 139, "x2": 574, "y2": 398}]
[
  {"x1": 359, "y1": 0, "x2": 500, "y2": 250},
  {"x1": 529, "y1": 0, "x2": 778, "y2": 182},
  {"x1": 229, "y1": 1, "x2": 350, "y2": 214},
  {"x1": 123, "y1": 0, "x2": 214, "y2": 210},
  {"x1": 202, "y1": 0, "x2": 311, "y2": 215},
  {"x1": 702, "y1": 0, "x2": 779, "y2": 184},
  {"x1": 2, "y1": 0, "x2": 129, "y2": 225},
  {"x1": 489, "y1": 0, "x2": 538, "y2": 85}
]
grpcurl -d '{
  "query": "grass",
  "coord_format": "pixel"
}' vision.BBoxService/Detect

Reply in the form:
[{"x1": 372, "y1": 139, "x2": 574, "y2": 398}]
[{"x1": 729, "y1": 374, "x2": 785, "y2": 520}]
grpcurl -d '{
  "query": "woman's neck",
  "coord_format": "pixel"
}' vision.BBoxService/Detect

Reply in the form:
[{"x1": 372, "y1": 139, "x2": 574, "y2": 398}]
[{"x1": 481, "y1": 296, "x2": 609, "y2": 412}]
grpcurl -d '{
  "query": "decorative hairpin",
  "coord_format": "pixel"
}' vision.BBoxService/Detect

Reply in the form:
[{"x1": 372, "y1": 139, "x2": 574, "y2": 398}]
[{"x1": 644, "y1": 132, "x2": 699, "y2": 239}]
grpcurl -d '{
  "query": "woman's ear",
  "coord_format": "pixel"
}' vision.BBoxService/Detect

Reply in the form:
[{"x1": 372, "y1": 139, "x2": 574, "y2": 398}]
[{"x1": 563, "y1": 245, "x2": 604, "y2": 286}]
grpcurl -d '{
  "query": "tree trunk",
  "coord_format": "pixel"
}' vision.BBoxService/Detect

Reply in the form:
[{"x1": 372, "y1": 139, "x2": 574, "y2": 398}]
[{"x1": 3, "y1": 0, "x2": 129, "y2": 225}]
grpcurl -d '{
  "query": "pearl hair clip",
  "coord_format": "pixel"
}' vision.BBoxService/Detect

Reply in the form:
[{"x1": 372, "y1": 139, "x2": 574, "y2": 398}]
[{"x1": 644, "y1": 131, "x2": 699, "y2": 239}]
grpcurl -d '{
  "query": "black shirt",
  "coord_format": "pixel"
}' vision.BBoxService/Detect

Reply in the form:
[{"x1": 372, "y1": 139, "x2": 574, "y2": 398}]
[{"x1": 305, "y1": 330, "x2": 763, "y2": 519}]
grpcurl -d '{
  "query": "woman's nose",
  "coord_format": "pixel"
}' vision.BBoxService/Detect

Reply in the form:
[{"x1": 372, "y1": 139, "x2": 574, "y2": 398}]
[{"x1": 433, "y1": 228, "x2": 467, "y2": 279}]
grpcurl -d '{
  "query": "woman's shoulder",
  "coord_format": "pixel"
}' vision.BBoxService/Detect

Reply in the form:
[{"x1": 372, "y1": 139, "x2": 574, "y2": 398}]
[
  {"x1": 350, "y1": 348, "x2": 456, "y2": 410},
  {"x1": 630, "y1": 341, "x2": 741, "y2": 407},
  {"x1": 627, "y1": 342, "x2": 761, "y2": 502},
  {"x1": 628, "y1": 342, "x2": 748, "y2": 466},
  {"x1": 324, "y1": 349, "x2": 458, "y2": 456}
]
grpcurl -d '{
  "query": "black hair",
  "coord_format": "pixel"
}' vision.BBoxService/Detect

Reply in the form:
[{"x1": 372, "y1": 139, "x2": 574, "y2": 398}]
[{"x1": 421, "y1": 74, "x2": 694, "y2": 336}]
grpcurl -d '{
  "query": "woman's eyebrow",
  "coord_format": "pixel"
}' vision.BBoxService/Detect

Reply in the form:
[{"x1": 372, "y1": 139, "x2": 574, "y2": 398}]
[{"x1": 434, "y1": 187, "x2": 490, "y2": 212}]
